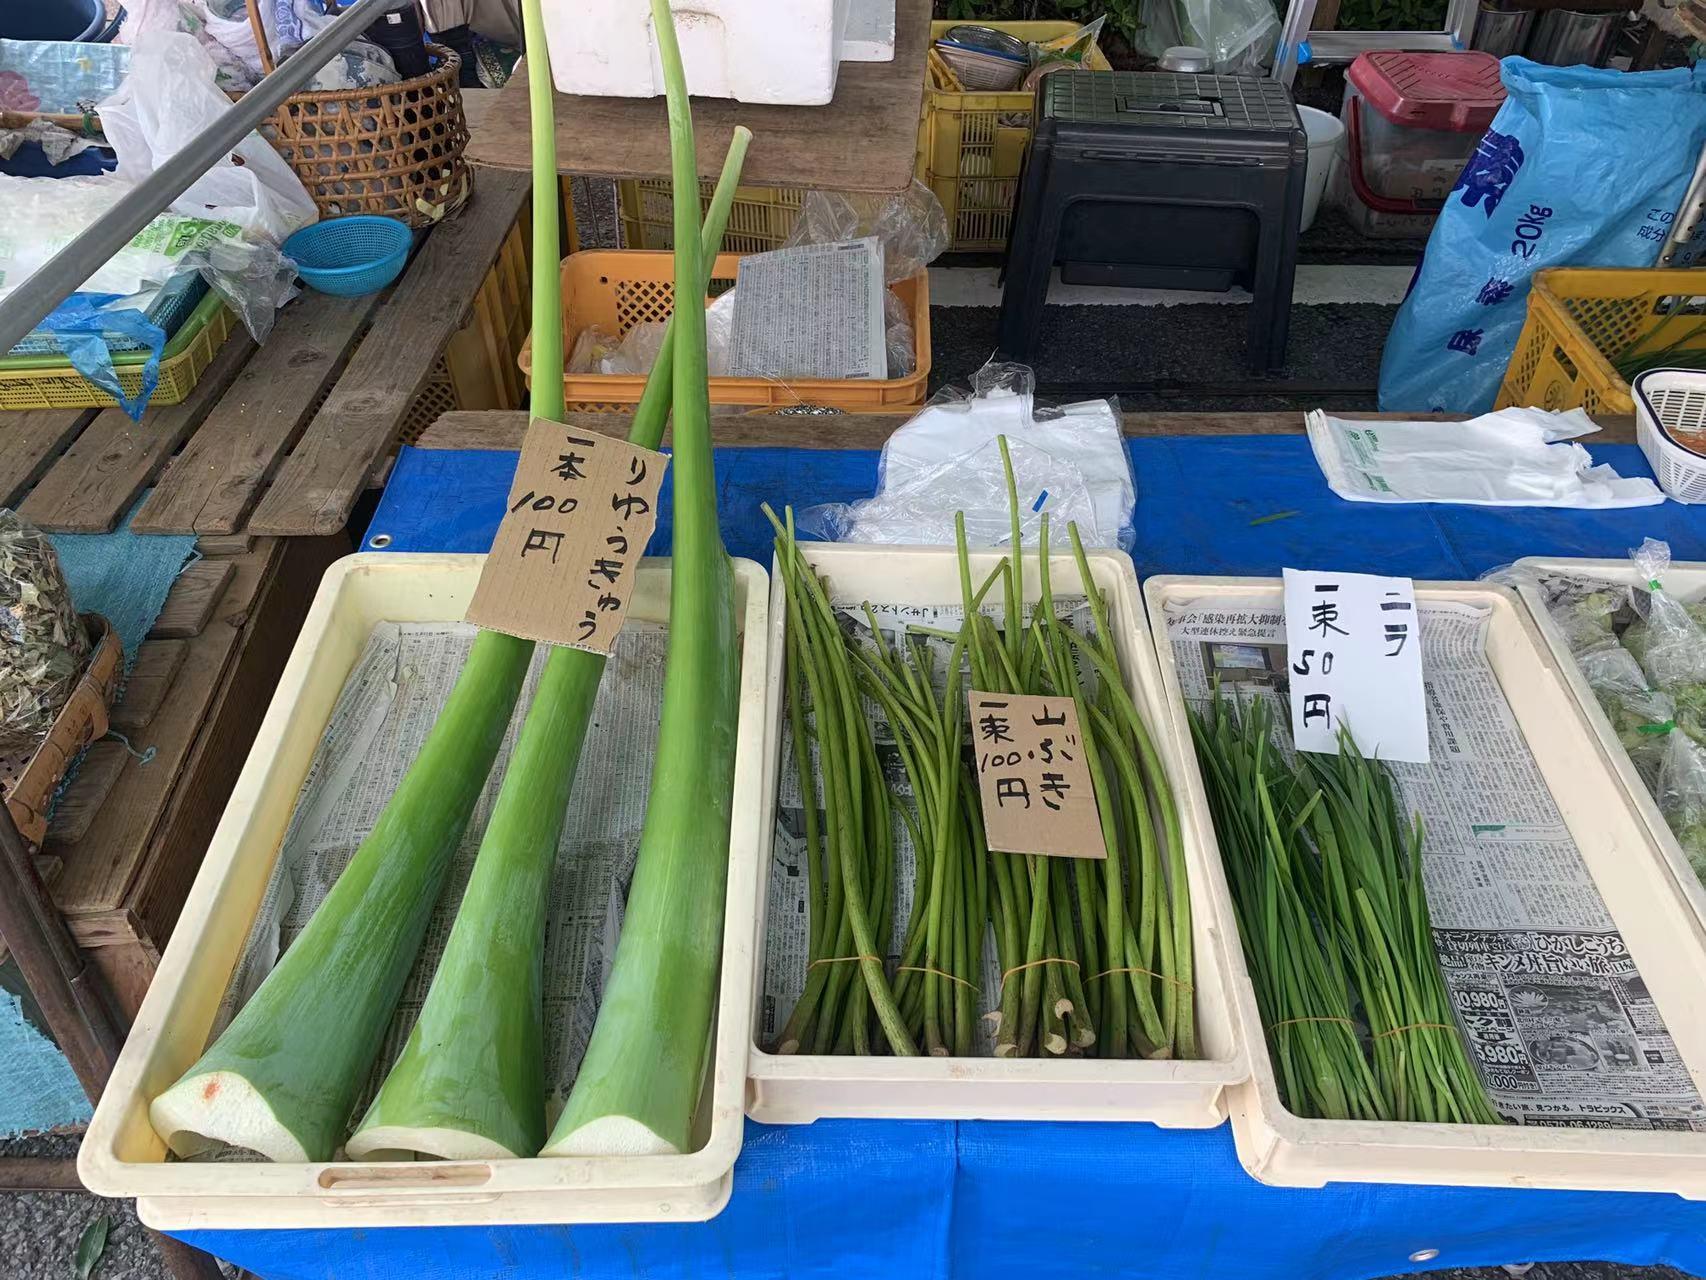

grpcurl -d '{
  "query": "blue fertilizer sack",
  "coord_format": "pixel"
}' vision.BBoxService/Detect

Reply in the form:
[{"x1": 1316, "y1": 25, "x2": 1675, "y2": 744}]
[{"x1": 1378, "y1": 59, "x2": 1706, "y2": 415}]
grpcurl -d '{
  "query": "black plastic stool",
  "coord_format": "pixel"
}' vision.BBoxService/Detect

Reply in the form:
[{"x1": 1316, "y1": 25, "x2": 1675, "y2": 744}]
[{"x1": 998, "y1": 72, "x2": 1309, "y2": 373}]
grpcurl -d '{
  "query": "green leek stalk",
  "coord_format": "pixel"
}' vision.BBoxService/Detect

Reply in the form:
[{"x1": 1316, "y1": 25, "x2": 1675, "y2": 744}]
[
  {"x1": 339, "y1": 0, "x2": 572, "y2": 1162},
  {"x1": 148, "y1": 634, "x2": 532, "y2": 1162},
  {"x1": 343, "y1": 653, "x2": 595, "y2": 1160},
  {"x1": 345, "y1": 1, "x2": 753, "y2": 1161},
  {"x1": 541, "y1": 0, "x2": 742, "y2": 1156}
]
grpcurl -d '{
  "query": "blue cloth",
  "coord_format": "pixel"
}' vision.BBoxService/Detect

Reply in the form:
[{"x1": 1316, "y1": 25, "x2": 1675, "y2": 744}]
[
  {"x1": 1378, "y1": 60, "x2": 1706, "y2": 414},
  {"x1": 52, "y1": 498, "x2": 196, "y2": 671},
  {"x1": 0, "y1": 142, "x2": 116, "y2": 178},
  {"x1": 178, "y1": 436, "x2": 1706, "y2": 1280},
  {"x1": 0, "y1": 988, "x2": 90, "y2": 1137}
]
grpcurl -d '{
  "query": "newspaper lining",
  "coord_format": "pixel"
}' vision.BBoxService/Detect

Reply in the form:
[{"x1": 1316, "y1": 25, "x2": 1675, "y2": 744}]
[
  {"x1": 729, "y1": 238, "x2": 887, "y2": 382},
  {"x1": 760, "y1": 597, "x2": 1089, "y2": 1054},
  {"x1": 1164, "y1": 595, "x2": 1706, "y2": 1130},
  {"x1": 209, "y1": 621, "x2": 661, "y2": 1152}
]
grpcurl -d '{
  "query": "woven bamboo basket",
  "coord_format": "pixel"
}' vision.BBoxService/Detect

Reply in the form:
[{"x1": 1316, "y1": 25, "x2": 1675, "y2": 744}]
[{"x1": 244, "y1": 0, "x2": 473, "y2": 227}]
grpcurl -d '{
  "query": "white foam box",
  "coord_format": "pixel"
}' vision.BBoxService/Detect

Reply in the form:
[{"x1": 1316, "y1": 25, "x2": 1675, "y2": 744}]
[
  {"x1": 545, "y1": 0, "x2": 894, "y2": 105},
  {"x1": 1146, "y1": 575, "x2": 1706, "y2": 1196},
  {"x1": 1512, "y1": 556, "x2": 1706, "y2": 940},
  {"x1": 745, "y1": 543, "x2": 1249, "y2": 1125},
  {"x1": 78, "y1": 553, "x2": 773, "y2": 1230}
]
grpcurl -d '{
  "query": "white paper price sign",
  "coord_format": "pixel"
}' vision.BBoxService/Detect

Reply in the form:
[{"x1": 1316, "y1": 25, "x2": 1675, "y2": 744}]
[{"x1": 1282, "y1": 568, "x2": 1429, "y2": 764}]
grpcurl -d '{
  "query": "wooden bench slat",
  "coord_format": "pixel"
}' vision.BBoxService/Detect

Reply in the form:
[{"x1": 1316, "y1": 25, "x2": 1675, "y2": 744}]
[
  {"x1": 0, "y1": 410, "x2": 97, "y2": 508},
  {"x1": 247, "y1": 171, "x2": 531, "y2": 537},
  {"x1": 130, "y1": 291, "x2": 381, "y2": 536},
  {"x1": 149, "y1": 560, "x2": 235, "y2": 639},
  {"x1": 18, "y1": 333, "x2": 257, "y2": 533}
]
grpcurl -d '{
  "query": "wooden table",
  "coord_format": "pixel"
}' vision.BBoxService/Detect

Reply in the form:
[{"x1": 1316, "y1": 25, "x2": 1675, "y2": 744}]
[
  {"x1": 9, "y1": 534, "x2": 346, "y2": 1018},
  {"x1": 0, "y1": 164, "x2": 531, "y2": 541},
  {"x1": 467, "y1": 0, "x2": 931, "y2": 192},
  {"x1": 416, "y1": 408, "x2": 1642, "y2": 451}
]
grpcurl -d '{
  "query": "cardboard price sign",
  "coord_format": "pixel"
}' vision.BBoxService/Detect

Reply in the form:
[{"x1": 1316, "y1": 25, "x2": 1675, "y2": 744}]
[
  {"x1": 466, "y1": 419, "x2": 668, "y2": 654},
  {"x1": 968, "y1": 691, "x2": 1107, "y2": 860}
]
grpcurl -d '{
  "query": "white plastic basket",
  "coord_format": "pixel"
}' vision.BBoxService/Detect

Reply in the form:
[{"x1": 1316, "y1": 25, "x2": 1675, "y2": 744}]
[
  {"x1": 1512, "y1": 555, "x2": 1706, "y2": 941},
  {"x1": 1635, "y1": 368, "x2": 1706, "y2": 504},
  {"x1": 1145, "y1": 575, "x2": 1706, "y2": 1196},
  {"x1": 78, "y1": 553, "x2": 773, "y2": 1231},
  {"x1": 745, "y1": 543, "x2": 1248, "y2": 1126}
]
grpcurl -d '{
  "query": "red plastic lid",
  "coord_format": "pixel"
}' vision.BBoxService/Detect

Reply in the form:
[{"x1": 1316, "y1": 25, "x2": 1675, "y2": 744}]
[{"x1": 1347, "y1": 51, "x2": 1505, "y2": 132}]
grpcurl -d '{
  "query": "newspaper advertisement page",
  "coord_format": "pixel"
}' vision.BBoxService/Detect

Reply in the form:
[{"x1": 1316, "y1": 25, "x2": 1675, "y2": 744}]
[
  {"x1": 1164, "y1": 594, "x2": 1706, "y2": 1131},
  {"x1": 210, "y1": 620, "x2": 665, "y2": 1153},
  {"x1": 729, "y1": 238, "x2": 888, "y2": 382},
  {"x1": 761, "y1": 598, "x2": 1087, "y2": 1056}
]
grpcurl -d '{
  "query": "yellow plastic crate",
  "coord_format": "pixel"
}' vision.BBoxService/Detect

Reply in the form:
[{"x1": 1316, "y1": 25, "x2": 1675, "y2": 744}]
[
  {"x1": 0, "y1": 289, "x2": 235, "y2": 412},
  {"x1": 519, "y1": 249, "x2": 931, "y2": 412},
  {"x1": 919, "y1": 20, "x2": 1111, "y2": 253},
  {"x1": 1497, "y1": 267, "x2": 1706, "y2": 416},
  {"x1": 398, "y1": 208, "x2": 533, "y2": 445},
  {"x1": 615, "y1": 179, "x2": 806, "y2": 254}
]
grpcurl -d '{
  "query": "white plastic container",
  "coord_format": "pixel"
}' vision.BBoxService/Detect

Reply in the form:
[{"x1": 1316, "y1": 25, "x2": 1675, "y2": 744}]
[
  {"x1": 78, "y1": 553, "x2": 773, "y2": 1230},
  {"x1": 545, "y1": 0, "x2": 894, "y2": 105},
  {"x1": 1635, "y1": 368, "x2": 1706, "y2": 504},
  {"x1": 1334, "y1": 52, "x2": 1504, "y2": 240},
  {"x1": 1298, "y1": 106, "x2": 1343, "y2": 234},
  {"x1": 1146, "y1": 575, "x2": 1706, "y2": 1196},
  {"x1": 745, "y1": 543, "x2": 1248, "y2": 1125},
  {"x1": 1511, "y1": 555, "x2": 1706, "y2": 941}
]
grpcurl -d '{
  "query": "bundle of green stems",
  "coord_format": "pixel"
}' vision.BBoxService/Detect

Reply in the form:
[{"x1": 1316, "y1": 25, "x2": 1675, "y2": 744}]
[
  {"x1": 1190, "y1": 691, "x2": 1500, "y2": 1124},
  {"x1": 765, "y1": 440, "x2": 1195, "y2": 1061}
]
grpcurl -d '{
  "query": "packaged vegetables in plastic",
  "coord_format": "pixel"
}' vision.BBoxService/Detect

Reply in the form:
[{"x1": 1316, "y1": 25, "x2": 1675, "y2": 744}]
[
  {"x1": 0, "y1": 511, "x2": 90, "y2": 757},
  {"x1": 1523, "y1": 539, "x2": 1706, "y2": 886}
]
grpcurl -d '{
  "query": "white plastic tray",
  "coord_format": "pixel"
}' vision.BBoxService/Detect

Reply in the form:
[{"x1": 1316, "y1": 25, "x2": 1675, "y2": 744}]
[
  {"x1": 1512, "y1": 556, "x2": 1706, "y2": 941},
  {"x1": 79, "y1": 553, "x2": 773, "y2": 1230},
  {"x1": 745, "y1": 544, "x2": 1248, "y2": 1125},
  {"x1": 1146, "y1": 575, "x2": 1706, "y2": 1196}
]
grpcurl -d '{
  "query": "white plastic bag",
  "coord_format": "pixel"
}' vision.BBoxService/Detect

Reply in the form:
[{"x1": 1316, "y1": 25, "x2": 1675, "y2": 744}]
[
  {"x1": 801, "y1": 362, "x2": 1136, "y2": 549},
  {"x1": 102, "y1": 33, "x2": 317, "y2": 246},
  {"x1": 96, "y1": 32, "x2": 317, "y2": 341},
  {"x1": 1305, "y1": 407, "x2": 1664, "y2": 508}
]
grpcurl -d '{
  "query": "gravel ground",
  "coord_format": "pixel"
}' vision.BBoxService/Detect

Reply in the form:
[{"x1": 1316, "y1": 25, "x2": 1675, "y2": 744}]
[{"x1": 0, "y1": 1135, "x2": 189, "y2": 1280}]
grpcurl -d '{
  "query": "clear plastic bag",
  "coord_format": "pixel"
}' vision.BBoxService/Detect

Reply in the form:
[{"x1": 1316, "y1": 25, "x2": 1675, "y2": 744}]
[
  {"x1": 1658, "y1": 730, "x2": 1706, "y2": 882},
  {"x1": 571, "y1": 292, "x2": 737, "y2": 377},
  {"x1": 1139, "y1": 0, "x2": 1278, "y2": 73},
  {"x1": 0, "y1": 511, "x2": 90, "y2": 757},
  {"x1": 798, "y1": 360, "x2": 1136, "y2": 550},
  {"x1": 884, "y1": 289, "x2": 914, "y2": 379},
  {"x1": 781, "y1": 180, "x2": 949, "y2": 283},
  {"x1": 1627, "y1": 538, "x2": 1706, "y2": 692},
  {"x1": 1026, "y1": 17, "x2": 1106, "y2": 86}
]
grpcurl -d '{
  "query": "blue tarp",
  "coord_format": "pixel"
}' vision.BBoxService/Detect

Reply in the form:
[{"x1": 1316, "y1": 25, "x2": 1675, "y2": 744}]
[
  {"x1": 358, "y1": 437, "x2": 1706, "y2": 574},
  {"x1": 179, "y1": 435, "x2": 1706, "y2": 1280}
]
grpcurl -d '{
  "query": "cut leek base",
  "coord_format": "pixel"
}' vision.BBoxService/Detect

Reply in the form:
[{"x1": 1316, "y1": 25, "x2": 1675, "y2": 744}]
[{"x1": 149, "y1": 620, "x2": 715, "y2": 1163}]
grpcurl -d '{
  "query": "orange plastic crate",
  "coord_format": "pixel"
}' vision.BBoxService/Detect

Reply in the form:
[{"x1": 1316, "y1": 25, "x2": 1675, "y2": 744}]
[{"x1": 520, "y1": 250, "x2": 931, "y2": 412}]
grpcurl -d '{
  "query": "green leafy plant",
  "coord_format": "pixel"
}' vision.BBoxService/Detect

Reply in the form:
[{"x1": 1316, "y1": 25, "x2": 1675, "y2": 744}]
[
  {"x1": 934, "y1": 0, "x2": 1142, "y2": 46},
  {"x1": 1333, "y1": 0, "x2": 1448, "y2": 31},
  {"x1": 74, "y1": 1215, "x2": 110, "y2": 1280}
]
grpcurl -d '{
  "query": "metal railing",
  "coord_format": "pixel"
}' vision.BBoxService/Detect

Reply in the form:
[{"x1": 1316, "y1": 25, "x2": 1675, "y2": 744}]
[{"x1": 0, "y1": 0, "x2": 396, "y2": 355}]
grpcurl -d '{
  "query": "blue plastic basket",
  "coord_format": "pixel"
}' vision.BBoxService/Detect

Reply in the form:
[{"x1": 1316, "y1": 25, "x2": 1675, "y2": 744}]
[
  {"x1": 284, "y1": 217, "x2": 412, "y2": 298},
  {"x1": 7, "y1": 270, "x2": 208, "y2": 359}
]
